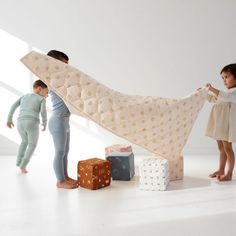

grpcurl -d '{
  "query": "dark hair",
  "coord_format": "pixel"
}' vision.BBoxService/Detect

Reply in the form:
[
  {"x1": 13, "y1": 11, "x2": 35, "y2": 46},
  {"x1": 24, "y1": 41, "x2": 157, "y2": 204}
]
[
  {"x1": 221, "y1": 63, "x2": 236, "y2": 78},
  {"x1": 33, "y1": 80, "x2": 47, "y2": 89},
  {"x1": 47, "y1": 50, "x2": 69, "y2": 61}
]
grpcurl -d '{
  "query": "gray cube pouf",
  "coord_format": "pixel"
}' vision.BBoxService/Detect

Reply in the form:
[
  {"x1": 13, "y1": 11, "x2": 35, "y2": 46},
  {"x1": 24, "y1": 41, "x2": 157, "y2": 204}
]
[{"x1": 106, "y1": 152, "x2": 135, "y2": 181}]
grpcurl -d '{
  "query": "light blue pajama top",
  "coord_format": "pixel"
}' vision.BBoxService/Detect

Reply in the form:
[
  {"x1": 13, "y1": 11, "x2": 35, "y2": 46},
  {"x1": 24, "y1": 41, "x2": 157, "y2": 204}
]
[
  {"x1": 49, "y1": 90, "x2": 70, "y2": 117},
  {"x1": 7, "y1": 93, "x2": 47, "y2": 129}
]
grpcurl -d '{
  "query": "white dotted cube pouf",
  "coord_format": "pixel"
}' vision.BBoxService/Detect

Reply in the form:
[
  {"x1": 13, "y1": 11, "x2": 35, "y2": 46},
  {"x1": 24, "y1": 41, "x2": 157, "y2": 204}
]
[
  {"x1": 154, "y1": 155, "x2": 184, "y2": 181},
  {"x1": 139, "y1": 158, "x2": 169, "y2": 191}
]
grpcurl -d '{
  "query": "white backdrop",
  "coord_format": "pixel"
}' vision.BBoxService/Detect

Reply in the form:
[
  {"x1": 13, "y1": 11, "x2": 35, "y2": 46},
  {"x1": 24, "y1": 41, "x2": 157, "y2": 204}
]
[{"x1": 0, "y1": 0, "x2": 236, "y2": 156}]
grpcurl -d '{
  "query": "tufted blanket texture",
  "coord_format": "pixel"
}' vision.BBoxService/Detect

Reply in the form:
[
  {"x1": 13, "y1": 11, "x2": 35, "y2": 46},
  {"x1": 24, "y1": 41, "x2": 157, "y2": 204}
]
[{"x1": 21, "y1": 51, "x2": 207, "y2": 161}]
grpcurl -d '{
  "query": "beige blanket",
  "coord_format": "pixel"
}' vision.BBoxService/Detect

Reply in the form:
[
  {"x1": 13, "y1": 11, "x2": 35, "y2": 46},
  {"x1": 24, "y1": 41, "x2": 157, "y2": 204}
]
[{"x1": 21, "y1": 51, "x2": 207, "y2": 161}]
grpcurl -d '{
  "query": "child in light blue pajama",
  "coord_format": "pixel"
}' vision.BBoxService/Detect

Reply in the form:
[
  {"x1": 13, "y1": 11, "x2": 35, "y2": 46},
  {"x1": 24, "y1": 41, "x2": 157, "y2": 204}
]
[
  {"x1": 47, "y1": 50, "x2": 78, "y2": 189},
  {"x1": 7, "y1": 80, "x2": 48, "y2": 173}
]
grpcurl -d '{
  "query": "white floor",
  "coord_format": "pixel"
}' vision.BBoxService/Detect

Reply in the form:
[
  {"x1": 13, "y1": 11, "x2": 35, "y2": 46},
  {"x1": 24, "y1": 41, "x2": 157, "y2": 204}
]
[{"x1": 0, "y1": 154, "x2": 235, "y2": 236}]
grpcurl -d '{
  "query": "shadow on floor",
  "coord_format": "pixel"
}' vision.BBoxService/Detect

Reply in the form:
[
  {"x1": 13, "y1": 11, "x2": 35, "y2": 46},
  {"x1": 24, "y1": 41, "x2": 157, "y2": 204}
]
[{"x1": 168, "y1": 176, "x2": 211, "y2": 191}]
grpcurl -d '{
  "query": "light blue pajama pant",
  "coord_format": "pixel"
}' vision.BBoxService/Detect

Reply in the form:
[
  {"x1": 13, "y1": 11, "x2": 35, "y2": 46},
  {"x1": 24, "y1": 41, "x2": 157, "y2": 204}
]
[
  {"x1": 49, "y1": 116, "x2": 70, "y2": 183},
  {"x1": 17, "y1": 119, "x2": 39, "y2": 168}
]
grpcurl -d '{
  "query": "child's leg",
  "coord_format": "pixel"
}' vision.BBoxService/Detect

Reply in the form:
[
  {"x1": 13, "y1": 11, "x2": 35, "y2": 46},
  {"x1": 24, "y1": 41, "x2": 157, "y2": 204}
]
[
  {"x1": 49, "y1": 117, "x2": 68, "y2": 182},
  {"x1": 209, "y1": 140, "x2": 226, "y2": 177},
  {"x1": 50, "y1": 130, "x2": 77, "y2": 188},
  {"x1": 16, "y1": 121, "x2": 28, "y2": 166},
  {"x1": 218, "y1": 141, "x2": 235, "y2": 181},
  {"x1": 19, "y1": 121, "x2": 39, "y2": 170},
  {"x1": 50, "y1": 127, "x2": 67, "y2": 183},
  {"x1": 49, "y1": 117, "x2": 78, "y2": 189},
  {"x1": 63, "y1": 121, "x2": 78, "y2": 185}
]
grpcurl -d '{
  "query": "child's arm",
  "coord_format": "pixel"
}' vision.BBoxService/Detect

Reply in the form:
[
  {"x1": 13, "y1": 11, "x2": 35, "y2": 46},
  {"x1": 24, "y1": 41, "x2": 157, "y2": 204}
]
[
  {"x1": 7, "y1": 97, "x2": 21, "y2": 128},
  {"x1": 206, "y1": 84, "x2": 236, "y2": 103},
  {"x1": 201, "y1": 85, "x2": 217, "y2": 103},
  {"x1": 206, "y1": 94, "x2": 217, "y2": 103},
  {"x1": 206, "y1": 84, "x2": 220, "y2": 96},
  {"x1": 40, "y1": 99, "x2": 47, "y2": 131}
]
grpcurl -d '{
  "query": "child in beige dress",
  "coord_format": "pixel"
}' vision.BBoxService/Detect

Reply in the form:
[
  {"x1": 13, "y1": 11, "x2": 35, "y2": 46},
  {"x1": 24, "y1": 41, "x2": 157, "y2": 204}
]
[{"x1": 205, "y1": 63, "x2": 236, "y2": 181}]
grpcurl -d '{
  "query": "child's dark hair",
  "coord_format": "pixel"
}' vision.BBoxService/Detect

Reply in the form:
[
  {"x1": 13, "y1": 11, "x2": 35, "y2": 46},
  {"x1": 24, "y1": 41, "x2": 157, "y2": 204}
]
[
  {"x1": 47, "y1": 50, "x2": 69, "y2": 61},
  {"x1": 221, "y1": 63, "x2": 236, "y2": 78},
  {"x1": 33, "y1": 80, "x2": 47, "y2": 89}
]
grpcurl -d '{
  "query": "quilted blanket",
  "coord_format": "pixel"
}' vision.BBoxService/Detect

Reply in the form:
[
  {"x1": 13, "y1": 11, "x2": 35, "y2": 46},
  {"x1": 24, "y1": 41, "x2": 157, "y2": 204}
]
[{"x1": 20, "y1": 51, "x2": 207, "y2": 160}]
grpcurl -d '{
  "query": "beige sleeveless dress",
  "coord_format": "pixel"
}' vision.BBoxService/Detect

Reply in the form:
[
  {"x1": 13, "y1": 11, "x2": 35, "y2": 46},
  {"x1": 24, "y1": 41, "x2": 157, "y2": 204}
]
[{"x1": 206, "y1": 88, "x2": 236, "y2": 142}]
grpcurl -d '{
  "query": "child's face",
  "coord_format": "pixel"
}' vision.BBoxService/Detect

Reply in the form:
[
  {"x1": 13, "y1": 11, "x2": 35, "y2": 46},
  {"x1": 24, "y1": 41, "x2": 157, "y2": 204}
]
[
  {"x1": 221, "y1": 71, "x2": 236, "y2": 89},
  {"x1": 38, "y1": 87, "x2": 49, "y2": 98}
]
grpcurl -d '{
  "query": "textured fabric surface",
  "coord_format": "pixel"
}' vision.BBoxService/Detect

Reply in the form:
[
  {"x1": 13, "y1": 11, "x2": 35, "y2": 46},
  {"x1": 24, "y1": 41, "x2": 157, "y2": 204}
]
[
  {"x1": 156, "y1": 155, "x2": 183, "y2": 181},
  {"x1": 105, "y1": 144, "x2": 133, "y2": 156},
  {"x1": 139, "y1": 158, "x2": 169, "y2": 191},
  {"x1": 21, "y1": 51, "x2": 207, "y2": 161},
  {"x1": 106, "y1": 151, "x2": 135, "y2": 181},
  {"x1": 77, "y1": 158, "x2": 111, "y2": 190}
]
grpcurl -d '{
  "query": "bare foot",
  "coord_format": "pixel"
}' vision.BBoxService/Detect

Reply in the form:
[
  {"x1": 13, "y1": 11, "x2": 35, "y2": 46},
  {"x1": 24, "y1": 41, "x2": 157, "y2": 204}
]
[
  {"x1": 217, "y1": 174, "x2": 232, "y2": 181},
  {"x1": 65, "y1": 177, "x2": 78, "y2": 185},
  {"x1": 56, "y1": 180, "x2": 78, "y2": 189},
  {"x1": 209, "y1": 170, "x2": 224, "y2": 178},
  {"x1": 20, "y1": 167, "x2": 28, "y2": 174}
]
